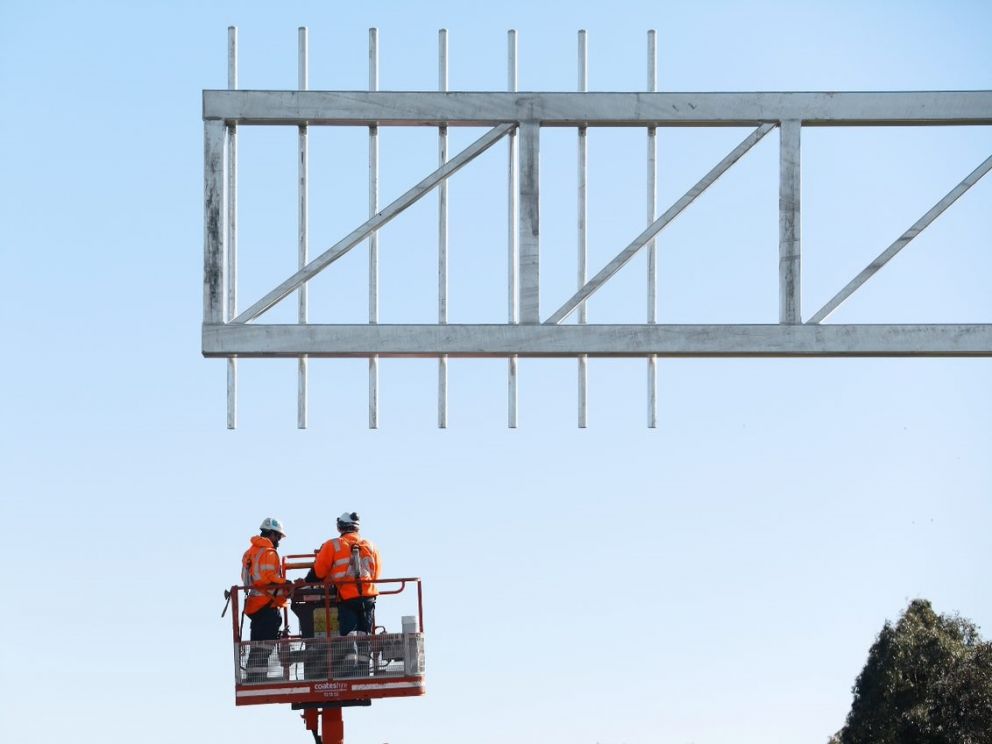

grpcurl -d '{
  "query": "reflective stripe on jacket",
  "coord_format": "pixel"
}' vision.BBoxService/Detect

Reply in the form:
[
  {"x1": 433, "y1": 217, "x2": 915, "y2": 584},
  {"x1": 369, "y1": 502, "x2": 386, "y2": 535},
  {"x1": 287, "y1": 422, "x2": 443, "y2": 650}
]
[
  {"x1": 241, "y1": 535, "x2": 287, "y2": 615},
  {"x1": 313, "y1": 532, "x2": 381, "y2": 601}
]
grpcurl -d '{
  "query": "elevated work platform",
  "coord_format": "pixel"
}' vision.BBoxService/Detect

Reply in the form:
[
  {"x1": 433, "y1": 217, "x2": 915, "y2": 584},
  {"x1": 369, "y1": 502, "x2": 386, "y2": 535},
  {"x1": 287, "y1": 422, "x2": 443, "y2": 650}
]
[{"x1": 227, "y1": 569, "x2": 424, "y2": 744}]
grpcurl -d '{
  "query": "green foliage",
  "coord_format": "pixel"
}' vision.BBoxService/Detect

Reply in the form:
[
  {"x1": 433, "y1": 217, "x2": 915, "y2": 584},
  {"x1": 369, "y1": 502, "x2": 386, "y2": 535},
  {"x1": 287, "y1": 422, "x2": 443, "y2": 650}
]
[{"x1": 831, "y1": 599, "x2": 992, "y2": 744}]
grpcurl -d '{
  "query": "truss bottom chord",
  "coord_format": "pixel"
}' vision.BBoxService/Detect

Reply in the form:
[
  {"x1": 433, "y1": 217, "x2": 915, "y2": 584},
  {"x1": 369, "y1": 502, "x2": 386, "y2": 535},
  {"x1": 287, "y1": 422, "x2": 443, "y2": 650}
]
[{"x1": 204, "y1": 323, "x2": 992, "y2": 358}]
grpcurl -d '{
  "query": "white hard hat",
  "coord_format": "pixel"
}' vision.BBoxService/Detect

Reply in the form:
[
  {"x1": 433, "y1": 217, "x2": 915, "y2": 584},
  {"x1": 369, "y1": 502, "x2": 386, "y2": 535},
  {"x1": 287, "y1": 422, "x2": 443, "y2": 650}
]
[
  {"x1": 259, "y1": 517, "x2": 287, "y2": 537},
  {"x1": 336, "y1": 511, "x2": 360, "y2": 529}
]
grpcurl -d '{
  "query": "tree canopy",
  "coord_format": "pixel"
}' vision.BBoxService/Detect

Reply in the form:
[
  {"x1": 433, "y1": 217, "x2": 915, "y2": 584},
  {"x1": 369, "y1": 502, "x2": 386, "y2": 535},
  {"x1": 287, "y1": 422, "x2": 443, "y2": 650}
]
[{"x1": 830, "y1": 599, "x2": 992, "y2": 744}]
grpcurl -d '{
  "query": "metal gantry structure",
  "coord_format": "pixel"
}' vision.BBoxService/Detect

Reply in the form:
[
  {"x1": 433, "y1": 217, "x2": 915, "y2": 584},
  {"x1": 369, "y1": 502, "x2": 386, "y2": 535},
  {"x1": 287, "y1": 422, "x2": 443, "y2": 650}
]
[{"x1": 203, "y1": 27, "x2": 992, "y2": 429}]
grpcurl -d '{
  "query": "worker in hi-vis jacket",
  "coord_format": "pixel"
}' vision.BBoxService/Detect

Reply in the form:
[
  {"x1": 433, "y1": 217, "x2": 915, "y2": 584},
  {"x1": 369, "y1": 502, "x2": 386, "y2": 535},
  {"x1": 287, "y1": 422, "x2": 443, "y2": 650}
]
[
  {"x1": 311, "y1": 512, "x2": 381, "y2": 637},
  {"x1": 241, "y1": 517, "x2": 289, "y2": 682}
]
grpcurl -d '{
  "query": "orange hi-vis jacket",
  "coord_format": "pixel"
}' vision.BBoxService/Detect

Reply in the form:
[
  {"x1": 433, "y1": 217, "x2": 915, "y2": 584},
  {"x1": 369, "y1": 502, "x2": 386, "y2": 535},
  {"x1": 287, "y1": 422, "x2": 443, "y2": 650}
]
[
  {"x1": 241, "y1": 535, "x2": 288, "y2": 615},
  {"x1": 313, "y1": 532, "x2": 381, "y2": 602}
]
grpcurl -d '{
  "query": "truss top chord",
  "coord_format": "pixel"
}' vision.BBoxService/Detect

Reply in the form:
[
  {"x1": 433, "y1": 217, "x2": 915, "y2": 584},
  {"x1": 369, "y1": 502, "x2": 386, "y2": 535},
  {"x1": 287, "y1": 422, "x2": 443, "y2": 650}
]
[{"x1": 204, "y1": 90, "x2": 992, "y2": 127}]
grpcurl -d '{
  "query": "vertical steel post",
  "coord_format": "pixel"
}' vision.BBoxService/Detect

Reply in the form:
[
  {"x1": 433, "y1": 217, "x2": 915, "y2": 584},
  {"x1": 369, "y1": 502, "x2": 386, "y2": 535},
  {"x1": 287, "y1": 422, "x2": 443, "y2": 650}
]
[
  {"x1": 518, "y1": 120, "x2": 540, "y2": 324},
  {"x1": 369, "y1": 28, "x2": 380, "y2": 428},
  {"x1": 646, "y1": 29, "x2": 658, "y2": 428},
  {"x1": 507, "y1": 30, "x2": 519, "y2": 428},
  {"x1": 226, "y1": 26, "x2": 238, "y2": 429},
  {"x1": 438, "y1": 29, "x2": 449, "y2": 429},
  {"x1": 298, "y1": 27, "x2": 309, "y2": 429},
  {"x1": 779, "y1": 119, "x2": 802, "y2": 324},
  {"x1": 577, "y1": 30, "x2": 588, "y2": 429},
  {"x1": 204, "y1": 120, "x2": 227, "y2": 325}
]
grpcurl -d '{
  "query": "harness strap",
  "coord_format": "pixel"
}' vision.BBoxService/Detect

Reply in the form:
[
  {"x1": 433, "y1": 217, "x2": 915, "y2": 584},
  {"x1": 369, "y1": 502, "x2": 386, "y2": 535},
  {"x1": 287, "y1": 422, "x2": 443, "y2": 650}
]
[{"x1": 351, "y1": 543, "x2": 363, "y2": 597}]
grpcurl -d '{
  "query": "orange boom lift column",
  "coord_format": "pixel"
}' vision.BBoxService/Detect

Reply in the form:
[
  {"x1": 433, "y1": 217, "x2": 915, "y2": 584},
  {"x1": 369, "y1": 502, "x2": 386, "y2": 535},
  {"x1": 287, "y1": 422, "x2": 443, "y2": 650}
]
[{"x1": 226, "y1": 554, "x2": 425, "y2": 744}]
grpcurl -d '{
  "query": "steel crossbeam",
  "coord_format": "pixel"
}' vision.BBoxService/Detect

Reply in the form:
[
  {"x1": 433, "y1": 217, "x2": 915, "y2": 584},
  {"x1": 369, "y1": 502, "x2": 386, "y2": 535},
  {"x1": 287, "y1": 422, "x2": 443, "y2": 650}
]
[
  {"x1": 203, "y1": 27, "x2": 992, "y2": 427},
  {"x1": 203, "y1": 323, "x2": 992, "y2": 358},
  {"x1": 203, "y1": 90, "x2": 992, "y2": 127}
]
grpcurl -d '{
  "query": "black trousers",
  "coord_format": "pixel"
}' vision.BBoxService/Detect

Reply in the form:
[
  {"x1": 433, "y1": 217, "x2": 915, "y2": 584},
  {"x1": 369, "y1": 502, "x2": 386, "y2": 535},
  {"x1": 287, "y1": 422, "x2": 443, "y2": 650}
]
[
  {"x1": 337, "y1": 598, "x2": 375, "y2": 635},
  {"x1": 245, "y1": 607, "x2": 282, "y2": 680}
]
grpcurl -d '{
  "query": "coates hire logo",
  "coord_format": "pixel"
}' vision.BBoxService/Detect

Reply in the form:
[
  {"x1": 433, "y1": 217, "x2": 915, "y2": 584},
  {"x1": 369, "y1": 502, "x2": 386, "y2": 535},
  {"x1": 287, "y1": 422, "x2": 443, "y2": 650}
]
[{"x1": 314, "y1": 682, "x2": 347, "y2": 693}]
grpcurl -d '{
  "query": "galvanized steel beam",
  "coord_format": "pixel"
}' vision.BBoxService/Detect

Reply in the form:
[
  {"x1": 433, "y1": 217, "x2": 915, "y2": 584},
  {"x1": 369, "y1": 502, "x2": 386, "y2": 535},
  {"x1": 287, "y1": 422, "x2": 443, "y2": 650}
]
[
  {"x1": 203, "y1": 90, "x2": 992, "y2": 127},
  {"x1": 577, "y1": 30, "x2": 589, "y2": 428},
  {"x1": 778, "y1": 120, "x2": 802, "y2": 324},
  {"x1": 645, "y1": 29, "x2": 658, "y2": 429},
  {"x1": 203, "y1": 119, "x2": 227, "y2": 325},
  {"x1": 437, "y1": 28, "x2": 448, "y2": 429},
  {"x1": 506, "y1": 30, "x2": 520, "y2": 428},
  {"x1": 225, "y1": 27, "x2": 239, "y2": 430},
  {"x1": 203, "y1": 323, "x2": 992, "y2": 358},
  {"x1": 297, "y1": 26, "x2": 310, "y2": 429},
  {"x1": 368, "y1": 28, "x2": 380, "y2": 429}
]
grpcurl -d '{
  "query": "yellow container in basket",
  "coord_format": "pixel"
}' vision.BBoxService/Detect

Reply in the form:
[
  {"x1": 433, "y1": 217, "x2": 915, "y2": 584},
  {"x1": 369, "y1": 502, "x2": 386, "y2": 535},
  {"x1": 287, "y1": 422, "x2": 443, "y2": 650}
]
[{"x1": 313, "y1": 607, "x2": 339, "y2": 635}]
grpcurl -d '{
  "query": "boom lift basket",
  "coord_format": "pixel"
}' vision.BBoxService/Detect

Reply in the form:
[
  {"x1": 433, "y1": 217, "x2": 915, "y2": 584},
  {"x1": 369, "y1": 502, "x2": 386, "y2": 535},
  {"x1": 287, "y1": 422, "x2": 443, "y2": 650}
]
[{"x1": 229, "y1": 570, "x2": 425, "y2": 707}]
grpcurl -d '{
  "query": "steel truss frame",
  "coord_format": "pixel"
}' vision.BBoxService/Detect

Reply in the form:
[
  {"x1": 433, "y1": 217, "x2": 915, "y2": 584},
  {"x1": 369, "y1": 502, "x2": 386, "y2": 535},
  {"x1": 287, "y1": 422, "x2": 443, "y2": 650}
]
[{"x1": 203, "y1": 28, "x2": 992, "y2": 428}]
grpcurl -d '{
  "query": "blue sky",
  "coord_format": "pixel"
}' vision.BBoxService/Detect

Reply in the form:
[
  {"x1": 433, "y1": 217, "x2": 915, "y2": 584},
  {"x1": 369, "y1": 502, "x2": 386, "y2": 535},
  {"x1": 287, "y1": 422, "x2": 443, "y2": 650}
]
[{"x1": 1, "y1": 1, "x2": 990, "y2": 743}]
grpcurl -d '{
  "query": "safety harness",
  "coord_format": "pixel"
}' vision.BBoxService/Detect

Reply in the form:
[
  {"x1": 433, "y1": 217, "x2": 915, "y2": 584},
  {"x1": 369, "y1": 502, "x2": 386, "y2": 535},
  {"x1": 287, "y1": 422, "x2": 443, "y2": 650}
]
[{"x1": 328, "y1": 536, "x2": 376, "y2": 597}]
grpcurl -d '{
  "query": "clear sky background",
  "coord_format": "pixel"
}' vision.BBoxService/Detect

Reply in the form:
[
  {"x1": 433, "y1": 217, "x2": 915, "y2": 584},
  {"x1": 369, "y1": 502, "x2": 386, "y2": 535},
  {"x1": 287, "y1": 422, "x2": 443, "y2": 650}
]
[{"x1": 1, "y1": 1, "x2": 990, "y2": 743}]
